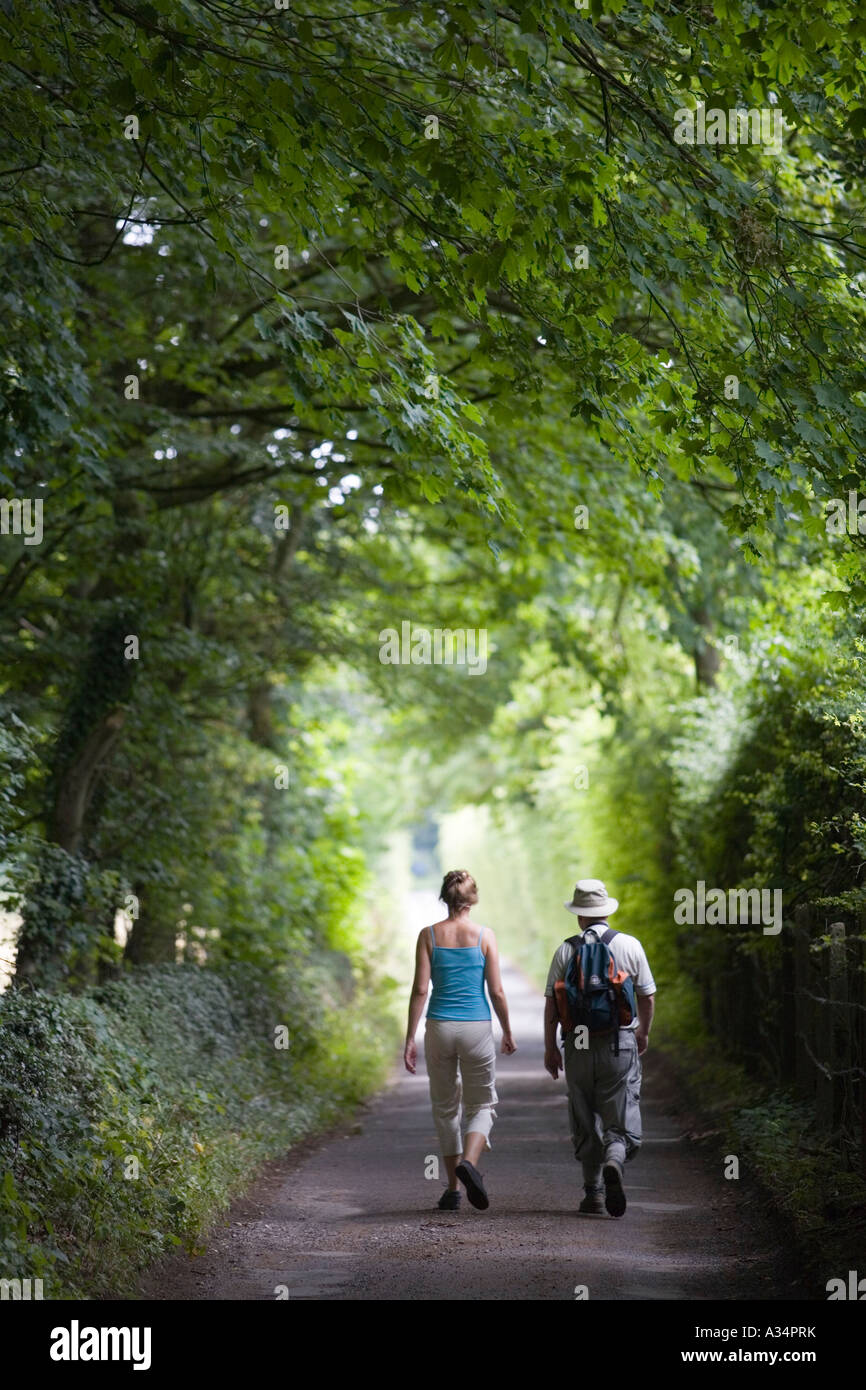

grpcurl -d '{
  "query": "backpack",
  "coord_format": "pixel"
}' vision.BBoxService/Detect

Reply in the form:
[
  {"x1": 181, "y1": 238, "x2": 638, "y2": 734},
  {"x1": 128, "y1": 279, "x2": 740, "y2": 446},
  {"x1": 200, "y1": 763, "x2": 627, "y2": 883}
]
[{"x1": 554, "y1": 926, "x2": 636, "y2": 1054}]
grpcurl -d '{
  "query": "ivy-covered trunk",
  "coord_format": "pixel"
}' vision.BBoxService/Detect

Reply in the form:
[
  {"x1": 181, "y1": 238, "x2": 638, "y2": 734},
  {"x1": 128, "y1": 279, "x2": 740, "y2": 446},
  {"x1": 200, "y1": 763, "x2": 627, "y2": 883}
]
[{"x1": 14, "y1": 616, "x2": 138, "y2": 987}]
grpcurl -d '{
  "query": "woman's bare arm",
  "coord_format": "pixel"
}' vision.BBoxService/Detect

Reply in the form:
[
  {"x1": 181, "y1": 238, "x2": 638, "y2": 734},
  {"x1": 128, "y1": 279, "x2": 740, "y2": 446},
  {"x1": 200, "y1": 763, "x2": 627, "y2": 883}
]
[
  {"x1": 483, "y1": 930, "x2": 516, "y2": 1054},
  {"x1": 404, "y1": 930, "x2": 431, "y2": 1073}
]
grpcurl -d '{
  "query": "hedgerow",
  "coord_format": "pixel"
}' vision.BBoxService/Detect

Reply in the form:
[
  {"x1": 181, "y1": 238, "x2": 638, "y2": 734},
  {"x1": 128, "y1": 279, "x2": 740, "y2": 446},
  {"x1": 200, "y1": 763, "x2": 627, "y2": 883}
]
[{"x1": 0, "y1": 960, "x2": 398, "y2": 1297}]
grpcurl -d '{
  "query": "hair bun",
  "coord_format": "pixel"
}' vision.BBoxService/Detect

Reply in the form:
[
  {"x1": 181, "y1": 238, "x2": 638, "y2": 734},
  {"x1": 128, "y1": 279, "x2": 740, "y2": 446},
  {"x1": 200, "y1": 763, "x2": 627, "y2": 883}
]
[{"x1": 439, "y1": 869, "x2": 478, "y2": 914}]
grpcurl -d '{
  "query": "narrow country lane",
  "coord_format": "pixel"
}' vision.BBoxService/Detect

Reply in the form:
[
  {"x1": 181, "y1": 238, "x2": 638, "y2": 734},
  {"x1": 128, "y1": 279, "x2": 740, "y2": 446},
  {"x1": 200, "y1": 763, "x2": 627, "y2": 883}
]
[{"x1": 139, "y1": 930, "x2": 799, "y2": 1302}]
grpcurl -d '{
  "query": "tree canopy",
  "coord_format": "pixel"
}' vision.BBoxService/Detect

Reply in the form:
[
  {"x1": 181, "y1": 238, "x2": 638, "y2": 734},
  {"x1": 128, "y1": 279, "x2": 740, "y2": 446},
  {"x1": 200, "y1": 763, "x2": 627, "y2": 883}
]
[{"x1": 1, "y1": 0, "x2": 865, "y2": 972}]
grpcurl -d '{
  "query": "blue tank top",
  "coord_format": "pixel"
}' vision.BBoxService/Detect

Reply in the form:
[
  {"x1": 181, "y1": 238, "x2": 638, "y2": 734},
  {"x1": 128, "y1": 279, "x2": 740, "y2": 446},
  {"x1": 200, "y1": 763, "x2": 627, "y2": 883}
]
[{"x1": 426, "y1": 925, "x2": 491, "y2": 1021}]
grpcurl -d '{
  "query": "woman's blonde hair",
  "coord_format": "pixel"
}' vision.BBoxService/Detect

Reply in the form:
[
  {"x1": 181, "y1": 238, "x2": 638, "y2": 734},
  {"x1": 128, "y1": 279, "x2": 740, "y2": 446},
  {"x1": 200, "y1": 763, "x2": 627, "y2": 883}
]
[{"x1": 439, "y1": 869, "x2": 478, "y2": 915}]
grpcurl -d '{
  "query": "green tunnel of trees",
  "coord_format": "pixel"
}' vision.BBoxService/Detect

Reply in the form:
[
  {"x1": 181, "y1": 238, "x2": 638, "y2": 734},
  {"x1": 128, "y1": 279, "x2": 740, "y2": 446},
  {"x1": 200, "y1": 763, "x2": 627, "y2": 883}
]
[{"x1": 1, "y1": 0, "x2": 865, "y2": 1293}]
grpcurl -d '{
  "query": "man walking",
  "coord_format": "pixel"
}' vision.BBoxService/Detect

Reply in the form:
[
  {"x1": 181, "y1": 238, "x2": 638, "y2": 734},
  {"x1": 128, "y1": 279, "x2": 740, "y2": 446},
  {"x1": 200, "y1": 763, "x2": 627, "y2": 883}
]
[{"x1": 543, "y1": 878, "x2": 656, "y2": 1218}]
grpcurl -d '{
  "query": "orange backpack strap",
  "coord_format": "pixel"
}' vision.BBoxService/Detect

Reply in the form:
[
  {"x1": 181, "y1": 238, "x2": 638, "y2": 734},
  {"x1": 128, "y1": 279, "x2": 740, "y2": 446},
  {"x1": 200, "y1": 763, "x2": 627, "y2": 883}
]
[
  {"x1": 554, "y1": 979, "x2": 572, "y2": 1033},
  {"x1": 555, "y1": 936, "x2": 582, "y2": 1035}
]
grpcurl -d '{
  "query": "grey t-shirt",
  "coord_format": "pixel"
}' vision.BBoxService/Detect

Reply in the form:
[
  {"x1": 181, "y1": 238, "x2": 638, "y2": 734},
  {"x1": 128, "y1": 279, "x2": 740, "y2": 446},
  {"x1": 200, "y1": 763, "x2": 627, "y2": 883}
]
[{"x1": 544, "y1": 923, "x2": 656, "y2": 1031}]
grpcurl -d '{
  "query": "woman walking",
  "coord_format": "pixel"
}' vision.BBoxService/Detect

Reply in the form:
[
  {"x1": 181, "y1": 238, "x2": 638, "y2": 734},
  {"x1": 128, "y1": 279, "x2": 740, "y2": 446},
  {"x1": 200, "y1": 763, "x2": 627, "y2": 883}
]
[{"x1": 404, "y1": 870, "x2": 516, "y2": 1211}]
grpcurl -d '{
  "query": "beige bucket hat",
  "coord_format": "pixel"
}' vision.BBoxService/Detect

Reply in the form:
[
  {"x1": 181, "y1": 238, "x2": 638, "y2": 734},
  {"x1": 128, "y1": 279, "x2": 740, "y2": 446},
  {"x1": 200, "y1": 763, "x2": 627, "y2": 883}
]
[{"x1": 564, "y1": 877, "x2": 619, "y2": 918}]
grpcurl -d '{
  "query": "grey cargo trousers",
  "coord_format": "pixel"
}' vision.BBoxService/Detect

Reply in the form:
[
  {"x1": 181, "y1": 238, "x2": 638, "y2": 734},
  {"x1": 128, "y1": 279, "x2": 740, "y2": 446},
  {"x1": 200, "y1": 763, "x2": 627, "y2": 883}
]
[{"x1": 563, "y1": 1027, "x2": 642, "y2": 1186}]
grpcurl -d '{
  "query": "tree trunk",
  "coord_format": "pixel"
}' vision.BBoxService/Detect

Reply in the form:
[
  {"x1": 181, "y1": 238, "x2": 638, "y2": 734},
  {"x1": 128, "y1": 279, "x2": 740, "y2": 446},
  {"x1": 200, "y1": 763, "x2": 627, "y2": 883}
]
[
  {"x1": 124, "y1": 887, "x2": 178, "y2": 965},
  {"x1": 50, "y1": 708, "x2": 126, "y2": 853},
  {"x1": 692, "y1": 605, "x2": 721, "y2": 689}
]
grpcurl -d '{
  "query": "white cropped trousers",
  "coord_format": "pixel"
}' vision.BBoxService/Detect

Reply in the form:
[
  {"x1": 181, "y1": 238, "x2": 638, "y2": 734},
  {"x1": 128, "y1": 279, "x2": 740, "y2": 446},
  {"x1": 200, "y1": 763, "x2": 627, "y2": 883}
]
[{"x1": 424, "y1": 1019, "x2": 498, "y2": 1156}]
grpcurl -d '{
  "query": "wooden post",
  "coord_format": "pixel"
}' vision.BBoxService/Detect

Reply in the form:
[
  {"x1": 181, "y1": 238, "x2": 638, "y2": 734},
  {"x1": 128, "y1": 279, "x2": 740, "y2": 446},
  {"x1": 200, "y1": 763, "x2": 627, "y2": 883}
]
[
  {"x1": 793, "y1": 905, "x2": 812, "y2": 1102},
  {"x1": 780, "y1": 911, "x2": 796, "y2": 1083},
  {"x1": 816, "y1": 921, "x2": 846, "y2": 1131},
  {"x1": 861, "y1": 936, "x2": 866, "y2": 1178},
  {"x1": 828, "y1": 922, "x2": 847, "y2": 1134}
]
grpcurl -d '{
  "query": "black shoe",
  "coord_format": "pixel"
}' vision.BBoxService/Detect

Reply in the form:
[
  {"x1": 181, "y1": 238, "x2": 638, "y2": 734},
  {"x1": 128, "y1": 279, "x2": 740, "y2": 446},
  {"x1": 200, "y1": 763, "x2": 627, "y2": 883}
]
[
  {"x1": 578, "y1": 1186, "x2": 605, "y2": 1215},
  {"x1": 437, "y1": 1188, "x2": 462, "y2": 1211},
  {"x1": 602, "y1": 1159, "x2": 626, "y2": 1217},
  {"x1": 455, "y1": 1160, "x2": 489, "y2": 1210}
]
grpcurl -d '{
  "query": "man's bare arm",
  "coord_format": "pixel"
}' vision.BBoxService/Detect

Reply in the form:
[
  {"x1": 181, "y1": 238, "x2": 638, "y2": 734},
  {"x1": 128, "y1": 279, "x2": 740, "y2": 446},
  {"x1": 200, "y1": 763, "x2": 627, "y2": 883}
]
[
  {"x1": 544, "y1": 995, "x2": 562, "y2": 1078},
  {"x1": 636, "y1": 993, "x2": 655, "y2": 1056}
]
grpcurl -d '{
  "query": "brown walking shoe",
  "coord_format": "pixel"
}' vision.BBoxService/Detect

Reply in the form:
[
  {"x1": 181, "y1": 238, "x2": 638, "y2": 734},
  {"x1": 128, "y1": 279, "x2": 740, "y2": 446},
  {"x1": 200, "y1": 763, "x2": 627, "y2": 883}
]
[{"x1": 578, "y1": 1187, "x2": 605, "y2": 1215}]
